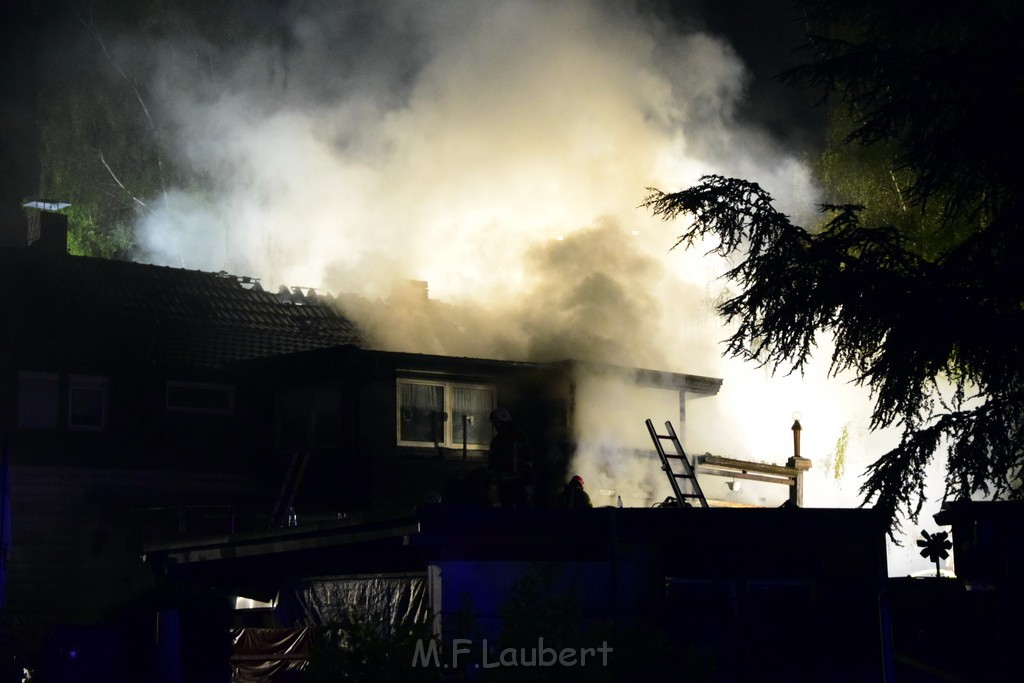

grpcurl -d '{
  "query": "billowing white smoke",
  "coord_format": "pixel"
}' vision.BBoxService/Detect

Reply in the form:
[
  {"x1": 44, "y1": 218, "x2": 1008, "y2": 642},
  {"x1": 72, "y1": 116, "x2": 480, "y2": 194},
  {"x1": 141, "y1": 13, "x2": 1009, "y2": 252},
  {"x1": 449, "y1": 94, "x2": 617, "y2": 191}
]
[
  {"x1": 130, "y1": 0, "x2": 941, "y2": 575},
  {"x1": 137, "y1": 0, "x2": 816, "y2": 309}
]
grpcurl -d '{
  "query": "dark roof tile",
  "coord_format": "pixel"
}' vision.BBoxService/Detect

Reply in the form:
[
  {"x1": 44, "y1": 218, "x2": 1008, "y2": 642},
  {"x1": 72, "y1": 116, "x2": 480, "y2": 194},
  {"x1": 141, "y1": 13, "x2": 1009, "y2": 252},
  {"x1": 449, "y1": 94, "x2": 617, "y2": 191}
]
[{"x1": 1, "y1": 250, "x2": 363, "y2": 371}]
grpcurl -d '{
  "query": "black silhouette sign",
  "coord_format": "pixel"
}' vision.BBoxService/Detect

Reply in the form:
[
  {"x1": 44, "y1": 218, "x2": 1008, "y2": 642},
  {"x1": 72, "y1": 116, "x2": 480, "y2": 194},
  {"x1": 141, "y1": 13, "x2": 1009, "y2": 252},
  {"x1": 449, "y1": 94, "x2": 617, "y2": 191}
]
[{"x1": 917, "y1": 529, "x2": 952, "y2": 577}]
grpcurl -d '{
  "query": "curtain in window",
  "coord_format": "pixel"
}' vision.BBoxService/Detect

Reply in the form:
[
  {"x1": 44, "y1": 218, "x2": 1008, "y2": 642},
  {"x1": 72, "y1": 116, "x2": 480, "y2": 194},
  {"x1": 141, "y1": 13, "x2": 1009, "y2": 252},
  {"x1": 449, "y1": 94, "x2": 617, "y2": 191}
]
[
  {"x1": 452, "y1": 386, "x2": 494, "y2": 446},
  {"x1": 452, "y1": 387, "x2": 492, "y2": 415},
  {"x1": 401, "y1": 383, "x2": 443, "y2": 411},
  {"x1": 400, "y1": 383, "x2": 444, "y2": 443}
]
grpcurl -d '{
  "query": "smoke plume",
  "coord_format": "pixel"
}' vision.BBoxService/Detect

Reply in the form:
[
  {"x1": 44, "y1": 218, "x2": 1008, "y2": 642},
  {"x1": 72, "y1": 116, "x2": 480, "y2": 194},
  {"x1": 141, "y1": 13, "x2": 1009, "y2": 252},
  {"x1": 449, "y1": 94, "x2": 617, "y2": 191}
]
[
  {"x1": 135, "y1": 0, "x2": 817, "y2": 374},
  {"x1": 124, "y1": 0, "x2": 941, "y2": 574}
]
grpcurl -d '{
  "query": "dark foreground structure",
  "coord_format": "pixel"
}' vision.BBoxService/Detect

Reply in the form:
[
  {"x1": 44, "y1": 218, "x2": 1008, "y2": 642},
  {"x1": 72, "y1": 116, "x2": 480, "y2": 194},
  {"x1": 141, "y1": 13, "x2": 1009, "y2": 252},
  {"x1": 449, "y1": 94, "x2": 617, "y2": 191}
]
[
  {"x1": 140, "y1": 505, "x2": 888, "y2": 683},
  {"x1": 4, "y1": 208, "x2": 1020, "y2": 682}
]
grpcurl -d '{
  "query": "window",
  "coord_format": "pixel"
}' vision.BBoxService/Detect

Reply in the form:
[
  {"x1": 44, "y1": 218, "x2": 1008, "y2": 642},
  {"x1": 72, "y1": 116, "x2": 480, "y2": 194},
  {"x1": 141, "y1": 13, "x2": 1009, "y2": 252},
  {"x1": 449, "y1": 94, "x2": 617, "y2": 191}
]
[
  {"x1": 18, "y1": 371, "x2": 58, "y2": 429},
  {"x1": 234, "y1": 593, "x2": 279, "y2": 610},
  {"x1": 68, "y1": 375, "x2": 108, "y2": 430},
  {"x1": 167, "y1": 381, "x2": 235, "y2": 414},
  {"x1": 451, "y1": 385, "x2": 495, "y2": 446},
  {"x1": 397, "y1": 379, "x2": 495, "y2": 448}
]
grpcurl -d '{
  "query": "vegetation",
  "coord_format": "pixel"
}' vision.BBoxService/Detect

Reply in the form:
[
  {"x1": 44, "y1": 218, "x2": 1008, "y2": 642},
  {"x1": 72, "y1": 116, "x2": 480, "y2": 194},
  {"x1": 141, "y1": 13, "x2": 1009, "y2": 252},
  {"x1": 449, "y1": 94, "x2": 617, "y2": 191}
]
[
  {"x1": 34, "y1": 2, "x2": 167, "y2": 258},
  {"x1": 826, "y1": 422, "x2": 850, "y2": 481},
  {"x1": 644, "y1": 0, "x2": 1024, "y2": 535},
  {"x1": 300, "y1": 564, "x2": 715, "y2": 682},
  {"x1": 302, "y1": 608, "x2": 438, "y2": 683},
  {"x1": 31, "y1": 0, "x2": 288, "y2": 258},
  {"x1": 487, "y1": 562, "x2": 710, "y2": 682}
]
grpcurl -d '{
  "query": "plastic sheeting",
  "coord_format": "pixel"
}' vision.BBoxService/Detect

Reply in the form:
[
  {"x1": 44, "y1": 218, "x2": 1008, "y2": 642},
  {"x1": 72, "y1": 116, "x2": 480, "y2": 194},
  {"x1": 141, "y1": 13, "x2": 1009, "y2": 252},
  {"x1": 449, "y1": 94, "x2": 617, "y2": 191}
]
[
  {"x1": 278, "y1": 573, "x2": 429, "y2": 636},
  {"x1": 230, "y1": 627, "x2": 311, "y2": 682},
  {"x1": 228, "y1": 574, "x2": 428, "y2": 681}
]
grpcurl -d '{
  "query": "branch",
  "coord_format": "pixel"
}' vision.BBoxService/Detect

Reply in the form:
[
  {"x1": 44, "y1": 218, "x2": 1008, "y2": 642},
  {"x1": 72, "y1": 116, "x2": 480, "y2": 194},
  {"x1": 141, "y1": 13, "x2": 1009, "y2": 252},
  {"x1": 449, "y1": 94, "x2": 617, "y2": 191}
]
[
  {"x1": 645, "y1": 174, "x2": 1024, "y2": 536},
  {"x1": 78, "y1": 9, "x2": 166, "y2": 193},
  {"x1": 95, "y1": 149, "x2": 147, "y2": 208}
]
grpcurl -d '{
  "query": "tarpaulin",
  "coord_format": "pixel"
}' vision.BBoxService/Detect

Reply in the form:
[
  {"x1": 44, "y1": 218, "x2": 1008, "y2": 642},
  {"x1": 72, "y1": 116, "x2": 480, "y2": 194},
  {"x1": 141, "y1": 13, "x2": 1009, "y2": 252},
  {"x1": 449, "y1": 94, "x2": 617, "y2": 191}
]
[
  {"x1": 228, "y1": 574, "x2": 428, "y2": 680},
  {"x1": 230, "y1": 627, "x2": 311, "y2": 682},
  {"x1": 278, "y1": 573, "x2": 429, "y2": 636}
]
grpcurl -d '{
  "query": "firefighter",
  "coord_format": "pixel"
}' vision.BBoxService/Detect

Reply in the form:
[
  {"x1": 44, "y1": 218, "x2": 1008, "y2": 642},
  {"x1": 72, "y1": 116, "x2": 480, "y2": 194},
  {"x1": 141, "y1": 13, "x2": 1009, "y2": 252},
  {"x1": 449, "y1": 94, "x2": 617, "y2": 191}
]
[
  {"x1": 488, "y1": 407, "x2": 532, "y2": 507},
  {"x1": 558, "y1": 474, "x2": 592, "y2": 508}
]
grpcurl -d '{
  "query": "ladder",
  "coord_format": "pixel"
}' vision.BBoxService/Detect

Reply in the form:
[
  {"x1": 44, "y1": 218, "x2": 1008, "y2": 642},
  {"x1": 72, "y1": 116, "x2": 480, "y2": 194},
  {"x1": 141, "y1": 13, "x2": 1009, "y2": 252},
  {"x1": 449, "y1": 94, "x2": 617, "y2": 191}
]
[
  {"x1": 645, "y1": 419, "x2": 709, "y2": 508},
  {"x1": 270, "y1": 450, "x2": 311, "y2": 527}
]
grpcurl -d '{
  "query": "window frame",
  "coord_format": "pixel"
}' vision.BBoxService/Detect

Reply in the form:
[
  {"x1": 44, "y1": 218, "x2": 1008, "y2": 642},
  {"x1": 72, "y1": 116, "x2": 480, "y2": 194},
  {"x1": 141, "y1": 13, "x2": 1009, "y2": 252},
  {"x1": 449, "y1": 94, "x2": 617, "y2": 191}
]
[
  {"x1": 396, "y1": 378, "x2": 496, "y2": 449},
  {"x1": 67, "y1": 374, "x2": 109, "y2": 431}
]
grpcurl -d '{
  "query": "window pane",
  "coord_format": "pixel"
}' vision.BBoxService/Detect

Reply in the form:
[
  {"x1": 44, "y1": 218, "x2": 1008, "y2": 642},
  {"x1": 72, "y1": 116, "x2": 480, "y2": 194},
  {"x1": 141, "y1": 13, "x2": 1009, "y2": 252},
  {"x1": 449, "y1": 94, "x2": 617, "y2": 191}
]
[
  {"x1": 68, "y1": 375, "x2": 108, "y2": 429},
  {"x1": 399, "y1": 383, "x2": 444, "y2": 443},
  {"x1": 452, "y1": 386, "x2": 494, "y2": 446}
]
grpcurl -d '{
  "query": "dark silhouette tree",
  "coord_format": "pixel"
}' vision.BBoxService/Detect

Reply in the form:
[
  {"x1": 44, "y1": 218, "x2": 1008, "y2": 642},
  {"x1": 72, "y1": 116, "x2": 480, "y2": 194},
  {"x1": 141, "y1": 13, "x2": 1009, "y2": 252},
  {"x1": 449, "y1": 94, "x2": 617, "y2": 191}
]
[{"x1": 644, "y1": 0, "x2": 1024, "y2": 535}]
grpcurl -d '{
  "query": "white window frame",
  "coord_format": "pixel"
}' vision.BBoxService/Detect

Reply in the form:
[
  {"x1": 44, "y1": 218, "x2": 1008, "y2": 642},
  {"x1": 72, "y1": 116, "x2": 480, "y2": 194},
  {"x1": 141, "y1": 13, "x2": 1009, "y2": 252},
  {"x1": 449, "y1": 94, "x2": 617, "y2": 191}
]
[
  {"x1": 166, "y1": 381, "x2": 236, "y2": 414},
  {"x1": 67, "y1": 374, "x2": 109, "y2": 431},
  {"x1": 396, "y1": 379, "x2": 496, "y2": 449}
]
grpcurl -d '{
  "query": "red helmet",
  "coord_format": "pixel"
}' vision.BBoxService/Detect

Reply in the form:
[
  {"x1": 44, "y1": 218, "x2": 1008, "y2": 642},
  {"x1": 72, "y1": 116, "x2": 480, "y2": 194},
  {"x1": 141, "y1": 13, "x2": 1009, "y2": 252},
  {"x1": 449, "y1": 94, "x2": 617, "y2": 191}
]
[{"x1": 571, "y1": 475, "x2": 584, "y2": 487}]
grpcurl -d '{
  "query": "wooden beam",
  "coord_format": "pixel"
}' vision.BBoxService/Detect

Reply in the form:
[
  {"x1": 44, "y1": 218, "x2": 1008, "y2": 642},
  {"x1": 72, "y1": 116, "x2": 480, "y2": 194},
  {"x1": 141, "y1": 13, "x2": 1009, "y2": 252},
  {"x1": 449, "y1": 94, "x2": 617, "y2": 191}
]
[
  {"x1": 697, "y1": 454, "x2": 802, "y2": 478},
  {"x1": 696, "y1": 466, "x2": 794, "y2": 487}
]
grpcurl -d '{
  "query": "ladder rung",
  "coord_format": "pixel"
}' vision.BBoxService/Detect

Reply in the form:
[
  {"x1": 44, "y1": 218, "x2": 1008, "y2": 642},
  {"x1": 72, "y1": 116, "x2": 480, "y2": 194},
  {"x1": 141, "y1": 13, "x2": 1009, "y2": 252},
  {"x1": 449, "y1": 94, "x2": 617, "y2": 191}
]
[{"x1": 647, "y1": 418, "x2": 709, "y2": 508}]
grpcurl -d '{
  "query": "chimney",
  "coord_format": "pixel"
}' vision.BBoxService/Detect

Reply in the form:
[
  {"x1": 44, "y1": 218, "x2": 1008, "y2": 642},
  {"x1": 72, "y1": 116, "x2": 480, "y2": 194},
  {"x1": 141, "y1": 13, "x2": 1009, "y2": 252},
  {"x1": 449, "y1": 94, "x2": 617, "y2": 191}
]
[{"x1": 23, "y1": 202, "x2": 71, "y2": 256}]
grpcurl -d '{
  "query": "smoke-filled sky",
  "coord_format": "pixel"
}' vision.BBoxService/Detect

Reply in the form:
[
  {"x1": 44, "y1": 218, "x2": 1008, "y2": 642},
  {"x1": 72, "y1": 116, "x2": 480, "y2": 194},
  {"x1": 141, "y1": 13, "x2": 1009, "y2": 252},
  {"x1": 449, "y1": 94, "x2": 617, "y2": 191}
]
[
  {"x1": 41, "y1": 0, "x2": 947, "y2": 574},
  {"x1": 135, "y1": 0, "x2": 818, "y2": 368}
]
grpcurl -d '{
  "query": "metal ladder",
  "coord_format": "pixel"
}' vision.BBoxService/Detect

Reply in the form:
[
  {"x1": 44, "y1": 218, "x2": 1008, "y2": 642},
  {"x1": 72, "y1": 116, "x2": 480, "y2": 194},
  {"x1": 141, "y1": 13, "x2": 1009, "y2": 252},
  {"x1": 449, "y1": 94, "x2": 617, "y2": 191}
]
[
  {"x1": 645, "y1": 419, "x2": 709, "y2": 508},
  {"x1": 270, "y1": 450, "x2": 311, "y2": 527}
]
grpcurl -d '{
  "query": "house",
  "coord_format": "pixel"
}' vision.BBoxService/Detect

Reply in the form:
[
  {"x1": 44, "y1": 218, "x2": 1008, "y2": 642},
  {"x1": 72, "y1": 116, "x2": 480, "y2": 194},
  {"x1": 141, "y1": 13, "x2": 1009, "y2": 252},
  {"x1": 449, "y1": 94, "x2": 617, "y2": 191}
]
[
  {"x1": 1, "y1": 208, "x2": 361, "y2": 671},
  {"x1": 246, "y1": 345, "x2": 723, "y2": 520},
  {"x1": 1, "y1": 207, "x2": 729, "y2": 678}
]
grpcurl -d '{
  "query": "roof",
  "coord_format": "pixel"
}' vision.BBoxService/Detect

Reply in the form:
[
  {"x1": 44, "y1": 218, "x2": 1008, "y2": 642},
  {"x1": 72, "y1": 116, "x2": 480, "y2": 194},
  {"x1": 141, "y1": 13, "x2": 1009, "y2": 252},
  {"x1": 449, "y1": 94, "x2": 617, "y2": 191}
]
[
  {"x1": 146, "y1": 505, "x2": 889, "y2": 582},
  {"x1": 547, "y1": 358, "x2": 723, "y2": 396},
  {"x1": 239, "y1": 345, "x2": 723, "y2": 400},
  {"x1": 1, "y1": 212, "x2": 724, "y2": 387},
  {"x1": 0, "y1": 247, "x2": 362, "y2": 371}
]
